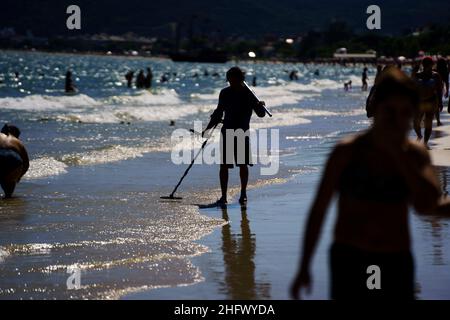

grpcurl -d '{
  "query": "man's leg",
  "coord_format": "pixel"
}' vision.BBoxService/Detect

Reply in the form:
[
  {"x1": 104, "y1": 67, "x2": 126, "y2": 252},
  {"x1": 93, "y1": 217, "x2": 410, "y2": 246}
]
[
  {"x1": 1, "y1": 180, "x2": 16, "y2": 198},
  {"x1": 413, "y1": 113, "x2": 423, "y2": 140},
  {"x1": 424, "y1": 112, "x2": 434, "y2": 145},
  {"x1": 239, "y1": 165, "x2": 248, "y2": 202},
  {"x1": 219, "y1": 164, "x2": 229, "y2": 202},
  {"x1": 436, "y1": 109, "x2": 442, "y2": 126}
]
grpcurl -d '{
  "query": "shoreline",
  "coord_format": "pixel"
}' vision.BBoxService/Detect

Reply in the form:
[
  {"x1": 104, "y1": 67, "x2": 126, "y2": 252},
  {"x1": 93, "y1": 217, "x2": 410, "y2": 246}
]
[{"x1": 0, "y1": 48, "x2": 415, "y2": 66}]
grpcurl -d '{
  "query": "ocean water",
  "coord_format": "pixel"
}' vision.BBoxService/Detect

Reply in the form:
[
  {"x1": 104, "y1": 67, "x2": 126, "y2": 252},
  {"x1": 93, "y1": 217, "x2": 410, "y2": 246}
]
[{"x1": 1, "y1": 50, "x2": 448, "y2": 299}]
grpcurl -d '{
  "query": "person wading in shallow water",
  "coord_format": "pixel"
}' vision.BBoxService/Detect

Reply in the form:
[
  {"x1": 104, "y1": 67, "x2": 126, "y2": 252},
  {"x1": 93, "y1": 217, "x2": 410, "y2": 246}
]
[
  {"x1": 290, "y1": 67, "x2": 450, "y2": 300},
  {"x1": 0, "y1": 124, "x2": 29, "y2": 198},
  {"x1": 412, "y1": 57, "x2": 442, "y2": 147},
  {"x1": 362, "y1": 67, "x2": 369, "y2": 91},
  {"x1": 203, "y1": 67, "x2": 267, "y2": 206},
  {"x1": 436, "y1": 58, "x2": 449, "y2": 118}
]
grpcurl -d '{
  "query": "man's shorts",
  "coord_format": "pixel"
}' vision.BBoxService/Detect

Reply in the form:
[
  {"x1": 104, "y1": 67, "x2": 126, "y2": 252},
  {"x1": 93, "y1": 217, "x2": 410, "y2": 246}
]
[
  {"x1": 220, "y1": 129, "x2": 253, "y2": 168},
  {"x1": 0, "y1": 149, "x2": 23, "y2": 180}
]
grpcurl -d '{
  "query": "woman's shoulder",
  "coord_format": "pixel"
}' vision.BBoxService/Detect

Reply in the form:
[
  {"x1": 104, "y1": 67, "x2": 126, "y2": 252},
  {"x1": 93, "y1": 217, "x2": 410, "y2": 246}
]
[
  {"x1": 329, "y1": 133, "x2": 369, "y2": 163},
  {"x1": 406, "y1": 139, "x2": 431, "y2": 164}
]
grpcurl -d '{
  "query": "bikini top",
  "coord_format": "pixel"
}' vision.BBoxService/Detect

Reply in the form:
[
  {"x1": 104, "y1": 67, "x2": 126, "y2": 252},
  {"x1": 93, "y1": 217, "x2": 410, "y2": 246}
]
[
  {"x1": 339, "y1": 162, "x2": 409, "y2": 203},
  {"x1": 338, "y1": 139, "x2": 410, "y2": 204}
]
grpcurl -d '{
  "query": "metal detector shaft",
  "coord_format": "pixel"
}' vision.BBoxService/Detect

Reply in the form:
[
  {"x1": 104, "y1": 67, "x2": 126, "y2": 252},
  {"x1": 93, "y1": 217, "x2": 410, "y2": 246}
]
[
  {"x1": 167, "y1": 123, "x2": 219, "y2": 198},
  {"x1": 243, "y1": 81, "x2": 272, "y2": 117}
]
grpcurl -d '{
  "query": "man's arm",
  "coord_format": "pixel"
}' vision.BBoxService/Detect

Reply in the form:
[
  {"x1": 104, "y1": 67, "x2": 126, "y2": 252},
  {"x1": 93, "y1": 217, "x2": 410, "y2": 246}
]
[
  {"x1": 253, "y1": 101, "x2": 267, "y2": 118},
  {"x1": 17, "y1": 142, "x2": 29, "y2": 178},
  {"x1": 203, "y1": 91, "x2": 225, "y2": 135},
  {"x1": 249, "y1": 91, "x2": 267, "y2": 118}
]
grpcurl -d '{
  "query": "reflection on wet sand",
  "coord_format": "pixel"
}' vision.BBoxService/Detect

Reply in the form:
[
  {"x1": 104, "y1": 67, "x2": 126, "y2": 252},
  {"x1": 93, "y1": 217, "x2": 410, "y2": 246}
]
[
  {"x1": 220, "y1": 206, "x2": 270, "y2": 299},
  {"x1": 418, "y1": 167, "x2": 450, "y2": 266},
  {"x1": 0, "y1": 197, "x2": 28, "y2": 225}
]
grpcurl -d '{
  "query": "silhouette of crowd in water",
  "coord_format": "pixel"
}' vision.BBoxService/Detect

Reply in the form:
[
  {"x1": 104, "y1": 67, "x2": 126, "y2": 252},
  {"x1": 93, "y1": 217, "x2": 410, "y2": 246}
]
[{"x1": 125, "y1": 67, "x2": 153, "y2": 89}]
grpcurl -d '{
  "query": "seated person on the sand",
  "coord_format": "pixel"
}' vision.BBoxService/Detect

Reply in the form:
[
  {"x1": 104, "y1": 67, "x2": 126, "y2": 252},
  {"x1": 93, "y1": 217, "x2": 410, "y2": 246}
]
[
  {"x1": 413, "y1": 57, "x2": 443, "y2": 145},
  {"x1": 291, "y1": 67, "x2": 450, "y2": 300},
  {"x1": 0, "y1": 124, "x2": 30, "y2": 198},
  {"x1": 203, "y1": 67, "x2": 267, "y2": 206}
]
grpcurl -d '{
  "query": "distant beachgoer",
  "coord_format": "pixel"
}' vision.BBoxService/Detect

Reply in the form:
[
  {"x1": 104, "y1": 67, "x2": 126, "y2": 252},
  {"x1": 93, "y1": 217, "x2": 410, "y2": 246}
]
[
  {"x1": 366, "y1": 66, "x2": 384, "y2": 118},
  {"x1": 289, "y1": 70, "x2": 299, "y2": 81},
  {"x1": 413, "y1": 57, "x2": 443, "y2": 145},
  {"x1": 136, "y1": 70, "x2": 145, "y2": 89},
  {"x1": 65, "y1": 71, "x2": 76, "y2": 93},
  {"x1": 125, "y1": 71, "x2": 134, "y2": 88},
  {"x1": 204, "y1": 69, "x2": 209, "y2": 77},
  {"x1": 0, "y1": 124, "x2": 29, "y2": 198},
  {"x1": 291, "y1": 67, "x2": 450, "y2": 300},
  {"x1": 344, "y1": 80, "x2": 352, "y2": 91},
  {"x1": 375, "y1": 65, "x2": 383, "y2": 82},
  {"x1": 314, "y1": 69, "x2": 320, "y2": 76},
  {"x1": 411, "y1": 61, "x2": 421, "y2": 78},
  {"x1": 436, "y1": 58, "x2": 449, "y2": 116},
  {"x1": 252, "y1": 76, "x2": 257, "y2": 87},
  {"x1": 362, "y1": 67, "x2": 369, "y2": 91},
  {"x1": 144, "y1": 67, "x2": 153, "y2": 89},
  {"x1": 160, "y1": 73, "x2": 169, "y2": 83},
  {"x1": 203, "y1": 67, "x2": 267, "y2": 206}
]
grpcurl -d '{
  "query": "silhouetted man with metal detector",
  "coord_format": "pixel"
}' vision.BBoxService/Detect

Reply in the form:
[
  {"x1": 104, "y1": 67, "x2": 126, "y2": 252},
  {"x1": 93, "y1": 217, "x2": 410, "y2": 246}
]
[{"x1": 204, "y1": 67, "x2": 271, "y2": 206}]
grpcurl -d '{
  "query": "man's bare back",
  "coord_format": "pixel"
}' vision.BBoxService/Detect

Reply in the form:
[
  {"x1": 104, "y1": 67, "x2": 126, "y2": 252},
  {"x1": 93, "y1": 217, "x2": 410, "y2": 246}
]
[{"x1": 0, "y1": 132, "x2": 29, "y2": 197}]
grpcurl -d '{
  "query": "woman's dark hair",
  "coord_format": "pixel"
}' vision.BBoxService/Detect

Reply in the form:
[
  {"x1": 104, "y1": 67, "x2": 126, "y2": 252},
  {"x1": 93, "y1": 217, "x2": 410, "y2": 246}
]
[
  {"x1": 371, "y1": 66, "x2": 419, "y2": 114},
  {"x1": 226, "y1": 67, "x2": 245, "y2": 82},
  {"x1": 422, "y1": 56, "x2": 434, "y2": 67},
  {"x1": 1, "y1": 124, "x2": 21, "y2": 138}
]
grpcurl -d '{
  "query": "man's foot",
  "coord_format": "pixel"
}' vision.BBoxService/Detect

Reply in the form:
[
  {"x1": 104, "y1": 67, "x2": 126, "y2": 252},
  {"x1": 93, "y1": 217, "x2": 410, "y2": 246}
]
[
  {"x1": 216, "y1": 197, "x2": 228, "y2": 208},
  {"x1": 238, "y1": 195, "x2": 247, "y2": 205},
  {"x1": 437, "y1": 121, "x2": 442, "y2": 126}
]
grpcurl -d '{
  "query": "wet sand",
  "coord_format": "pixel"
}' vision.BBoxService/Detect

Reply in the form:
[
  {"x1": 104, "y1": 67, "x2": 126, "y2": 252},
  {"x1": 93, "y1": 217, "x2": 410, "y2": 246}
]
[
  {"x1": 430, "y1": 116, "x2": 450, "y2": 167},
  {"x1": 125, "y1": 114, "x2": 450, "y2": 300}
]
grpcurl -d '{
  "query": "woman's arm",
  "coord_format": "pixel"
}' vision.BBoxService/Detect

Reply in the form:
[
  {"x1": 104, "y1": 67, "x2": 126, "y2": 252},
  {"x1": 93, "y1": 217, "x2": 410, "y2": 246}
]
[
  {"x1": 291, "y1": 143, "x2": 348, "y2": 299},
  {"x1": 387, "y1": 142, "x2": 441, "y2": 213}
]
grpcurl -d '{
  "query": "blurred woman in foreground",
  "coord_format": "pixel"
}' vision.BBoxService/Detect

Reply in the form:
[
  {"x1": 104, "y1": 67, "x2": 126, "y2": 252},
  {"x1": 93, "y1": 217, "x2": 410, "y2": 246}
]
[{"x1": 291, "y1": 67, "x2": 450, "y2": 300}]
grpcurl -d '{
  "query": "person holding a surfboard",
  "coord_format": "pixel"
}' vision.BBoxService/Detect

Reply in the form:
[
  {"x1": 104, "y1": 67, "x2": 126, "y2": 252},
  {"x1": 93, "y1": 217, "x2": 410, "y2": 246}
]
[{"x1": 203, "y1": 67, "x2": 268, "y2": 206}]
